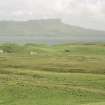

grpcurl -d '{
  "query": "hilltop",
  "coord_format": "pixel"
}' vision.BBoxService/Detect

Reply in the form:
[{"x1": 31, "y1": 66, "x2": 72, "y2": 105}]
[{"x1": 0, "y1": 19, "x2": 105, "y2": 36}]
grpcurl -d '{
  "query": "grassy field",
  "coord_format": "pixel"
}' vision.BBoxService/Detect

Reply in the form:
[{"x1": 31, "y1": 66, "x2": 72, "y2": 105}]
[{"x1": 0, "y1": 43, "x2": 105, "y2": 105}]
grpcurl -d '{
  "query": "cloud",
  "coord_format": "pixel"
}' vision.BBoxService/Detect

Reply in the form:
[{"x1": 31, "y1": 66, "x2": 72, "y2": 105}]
[{"x1": 0, "y1": 0, "x2": 105, "y2": 30}]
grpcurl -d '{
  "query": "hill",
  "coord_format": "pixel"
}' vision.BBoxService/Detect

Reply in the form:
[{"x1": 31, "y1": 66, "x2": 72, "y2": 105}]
[
  {"x1": 0, "y1": 43, "x2": 105, "y2": 105},
  {"x1": 0, "y1": 19, "x2": 105, "y2": 36}
]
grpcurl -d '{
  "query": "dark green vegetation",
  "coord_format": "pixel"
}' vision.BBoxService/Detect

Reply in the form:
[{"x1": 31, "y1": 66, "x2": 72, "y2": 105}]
[
  {"x1": 0, "y1": 19, "x2": 105, "y2": 36},
  {"x1": 0, "y1": 43, "x2": 105, "y2": 105}
]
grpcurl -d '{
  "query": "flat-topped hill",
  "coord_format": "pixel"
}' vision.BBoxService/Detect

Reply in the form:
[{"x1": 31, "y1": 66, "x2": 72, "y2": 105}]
[{"x1": 0, "y1": 19, "x2": 105, "y2": 36}]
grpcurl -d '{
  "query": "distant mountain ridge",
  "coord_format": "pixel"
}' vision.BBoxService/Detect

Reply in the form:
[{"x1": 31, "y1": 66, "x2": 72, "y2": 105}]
[{"x1": 0, "y1": 19, "x2": 105, "y2": 36}]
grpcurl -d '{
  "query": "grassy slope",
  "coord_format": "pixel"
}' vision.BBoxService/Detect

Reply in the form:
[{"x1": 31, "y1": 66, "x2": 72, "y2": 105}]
[{"x1": 0, "y1": 44, "x2": 105, "y2": 105}]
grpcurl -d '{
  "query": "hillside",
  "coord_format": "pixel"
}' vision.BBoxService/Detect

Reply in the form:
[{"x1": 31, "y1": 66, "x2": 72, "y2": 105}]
[
  {"x1": 0, "y1": 43, "x2": 105, "y2": 105},
  {"x1": 0, "y1": 19, "x2": 105, "y2": 36}
]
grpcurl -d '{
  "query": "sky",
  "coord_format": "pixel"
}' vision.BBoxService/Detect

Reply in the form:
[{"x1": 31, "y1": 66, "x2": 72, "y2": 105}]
[{"x1": 0, "y1": 0, "x2": 105, "y2": 30}]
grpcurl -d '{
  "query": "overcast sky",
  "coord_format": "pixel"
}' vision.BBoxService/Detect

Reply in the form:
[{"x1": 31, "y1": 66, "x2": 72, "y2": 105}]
[{"x1": 0, "y1": 0, "x2": 105, "y2": 30}]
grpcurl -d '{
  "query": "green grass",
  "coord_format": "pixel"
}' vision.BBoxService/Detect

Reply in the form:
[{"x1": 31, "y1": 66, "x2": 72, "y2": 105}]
[
  {"x1": 0, "y1": 43, "x2": 105, "y2": 105},
  {"x1": 83, "y1": 102, "x2": 105, "y2": 105}
]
